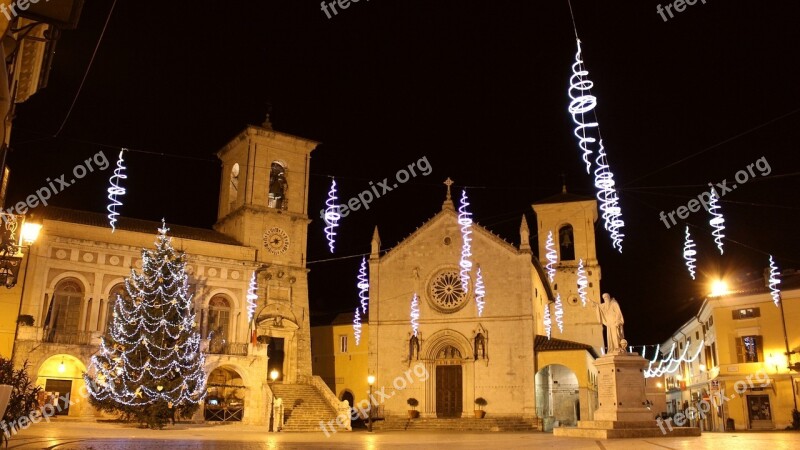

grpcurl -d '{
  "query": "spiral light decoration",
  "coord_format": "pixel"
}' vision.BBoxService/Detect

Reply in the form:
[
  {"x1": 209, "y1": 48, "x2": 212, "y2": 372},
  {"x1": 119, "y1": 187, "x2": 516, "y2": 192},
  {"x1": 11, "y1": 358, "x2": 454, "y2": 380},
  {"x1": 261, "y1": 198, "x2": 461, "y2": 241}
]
[
  {"x1": 554, "y1": 293, "x2": 564, "y2": 334},
  {"x1": 543, "y1": 301, "x2": 552, "y2": 340},
  {"x1": 545, "y1": 231, "x2": 557, "y2": 283},
  {"x1": 353, "y1": 307, "x2": 362, "y2": 346},
  {"x1": 458, "y1": 189, "x2": 473, "y2": 293},
  {"x1": 644, "y1": 340, "x2": 704, "y2": 378},
  {"x1": 357, "y1": 257, "x2": 370, "y2": 314},
  {"x1": 107, "y1": 149, "x2": 127, "y2": 232},
  {"x1": 324, "y1": 178, "x2": 340, "y2": 253},
  {"x1": 246, "y1": 271, "x2": 258, "y2": 322},
  {"x1": 474, "y1": 266, "x2": 486, "y2": 317},
  {"x1": 410, "y1": 293, "x2": 420, "y2": 337},
  {"x1": 768, "y1": 255, "x2": 781, "y2": 306},
  {"x1": 576, "y1": 258, "x2": 588, "y2": 306},
  {"x1": 568, "y1": 39, "x2": 600, "y2": 174},
  {"x1": 568, "y1": 39, "x2": 625, "y2": 252},
  {"x1": 707, "y1": 187, "x2": 725, "y2": 255},
  {"x1": 683, "y1": 226, "x2": 697, "y2": 280}
]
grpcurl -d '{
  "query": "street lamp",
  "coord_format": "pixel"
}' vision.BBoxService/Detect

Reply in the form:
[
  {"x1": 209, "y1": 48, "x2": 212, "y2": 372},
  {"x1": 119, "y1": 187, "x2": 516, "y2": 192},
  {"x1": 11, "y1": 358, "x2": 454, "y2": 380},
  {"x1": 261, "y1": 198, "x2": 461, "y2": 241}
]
[
  {"x1": 367, "y1": 374, "x2": 375, "y2": 432},
  {"x1": 8, "y1": 217, "x2": 42, "y2": 362},
  {"x1": 269, "y1": 369, "x2": 280, "y2": 432}
]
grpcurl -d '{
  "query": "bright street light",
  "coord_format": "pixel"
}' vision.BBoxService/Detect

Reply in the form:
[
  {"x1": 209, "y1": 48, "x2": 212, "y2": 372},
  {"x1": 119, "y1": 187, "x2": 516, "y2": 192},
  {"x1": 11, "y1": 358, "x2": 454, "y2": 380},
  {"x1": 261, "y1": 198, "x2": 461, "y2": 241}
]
[
  {"x1": 709, "y1": 280, "x2": 728, "y2": 297},
  {"x1": 20, "y1": 222, "x2": 42, "y2": 246}
]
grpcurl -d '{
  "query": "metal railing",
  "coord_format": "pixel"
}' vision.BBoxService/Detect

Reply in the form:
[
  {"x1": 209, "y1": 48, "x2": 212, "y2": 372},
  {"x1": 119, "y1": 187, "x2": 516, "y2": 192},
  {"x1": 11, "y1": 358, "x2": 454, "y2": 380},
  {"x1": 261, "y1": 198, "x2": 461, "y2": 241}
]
[
  {"x1": 43, "y1": 329, "x2": 93, "y2": 346},
  {"x1": 206, "y1": 342, "x2": 249, "y2": 356}
]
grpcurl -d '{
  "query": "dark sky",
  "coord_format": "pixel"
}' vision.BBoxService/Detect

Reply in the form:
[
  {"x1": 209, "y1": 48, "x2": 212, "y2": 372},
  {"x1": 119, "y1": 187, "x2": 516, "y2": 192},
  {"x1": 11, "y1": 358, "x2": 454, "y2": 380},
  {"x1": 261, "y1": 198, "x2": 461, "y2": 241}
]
[{"x1": 5, "y1": 1, "x2": 800, "y2": 347}]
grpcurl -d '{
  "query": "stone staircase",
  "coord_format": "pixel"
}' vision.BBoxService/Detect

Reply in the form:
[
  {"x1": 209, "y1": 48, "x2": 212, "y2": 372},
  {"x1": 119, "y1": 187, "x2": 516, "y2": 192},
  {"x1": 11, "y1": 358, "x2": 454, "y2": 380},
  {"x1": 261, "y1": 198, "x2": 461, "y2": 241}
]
[
  {"x1": 271, "y1": 383, "x2": 339, "y2": 431},
  {"x1": 373, "y1": 416, "x2": 542, "y2": 432}
]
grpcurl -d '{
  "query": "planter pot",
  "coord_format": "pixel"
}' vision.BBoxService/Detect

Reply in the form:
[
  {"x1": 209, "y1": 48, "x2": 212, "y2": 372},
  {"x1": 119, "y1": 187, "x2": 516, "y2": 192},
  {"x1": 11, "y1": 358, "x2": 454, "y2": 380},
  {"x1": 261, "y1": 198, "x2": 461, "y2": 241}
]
[
  {"x1": 474, "y1": 410, "x2": 486, "y2": 419},
  {"x1": 408, "y1": 410, "x2": 419, "y2": 419},
  {"x1": 0, "y1": 384, "x2": 12, "y2": 417}
]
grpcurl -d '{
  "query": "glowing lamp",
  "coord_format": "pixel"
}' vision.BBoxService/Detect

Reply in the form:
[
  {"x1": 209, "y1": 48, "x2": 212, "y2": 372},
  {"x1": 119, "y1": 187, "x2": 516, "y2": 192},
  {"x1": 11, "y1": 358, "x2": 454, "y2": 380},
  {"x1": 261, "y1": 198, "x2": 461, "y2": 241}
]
[
  {"x1": 699, "y1": 364, "x2": 706, "y2": 372},
  {"x1": 367, "y1": 375, "x2": 375, "y2": 386},
  {"x1": 58, "y1": 358, "x2": 66, "y2": 373},
  {"x1": 20, "y1": 222, "x2": 42, "y2": 246},
  {"x1": 656, "y1": 382, "x2": 663, "y2": 388},
  {"x1": 270, "y1": 369, "x2": 279, "y2": 382},
  {"x1": 710, "y1": 280, "x2": 728, "y2": 297}
]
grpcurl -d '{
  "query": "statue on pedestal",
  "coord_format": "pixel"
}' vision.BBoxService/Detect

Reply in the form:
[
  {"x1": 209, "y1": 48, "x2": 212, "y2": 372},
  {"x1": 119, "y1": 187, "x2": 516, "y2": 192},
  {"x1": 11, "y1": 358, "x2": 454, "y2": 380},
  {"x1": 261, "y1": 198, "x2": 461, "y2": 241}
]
[{"x1": 590, "y1": 293, "x2": 626, "y2": 353}]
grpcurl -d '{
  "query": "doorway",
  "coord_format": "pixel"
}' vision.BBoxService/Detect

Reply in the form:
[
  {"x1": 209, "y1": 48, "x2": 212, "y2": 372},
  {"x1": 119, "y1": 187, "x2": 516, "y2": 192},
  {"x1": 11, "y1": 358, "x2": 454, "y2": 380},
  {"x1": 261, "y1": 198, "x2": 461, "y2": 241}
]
[
  {"x1": 747, "y1": 394, "x2": 773, "y2": 429},
  {"x1": 436, "y1": 365, "x2": 462, "y2": 418},
  {"x1": 267, "y1": 337, "x2": 285, "y2": 380},
  {"x1": 43, "y1": 379, "x2": 72, "y2": 416}
]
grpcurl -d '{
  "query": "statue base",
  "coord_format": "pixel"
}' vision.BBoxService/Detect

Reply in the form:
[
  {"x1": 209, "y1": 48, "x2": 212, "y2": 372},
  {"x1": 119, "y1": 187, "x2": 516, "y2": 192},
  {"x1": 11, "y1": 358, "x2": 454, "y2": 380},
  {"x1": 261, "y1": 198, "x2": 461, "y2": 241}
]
[{"x1": 554, "y1": 352, "x2": 700, "y2": 439}]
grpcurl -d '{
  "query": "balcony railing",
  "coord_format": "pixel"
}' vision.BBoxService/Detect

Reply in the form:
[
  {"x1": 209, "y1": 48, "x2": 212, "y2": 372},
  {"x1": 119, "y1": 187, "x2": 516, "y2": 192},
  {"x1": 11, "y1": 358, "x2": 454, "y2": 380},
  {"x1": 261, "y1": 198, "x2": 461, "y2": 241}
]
[
  {"x1": 206, "y1": 341, "x2": 249, "y2": 356},
  {"x1": 43, "y1": 329, "x2": 94, "y2": 346}
]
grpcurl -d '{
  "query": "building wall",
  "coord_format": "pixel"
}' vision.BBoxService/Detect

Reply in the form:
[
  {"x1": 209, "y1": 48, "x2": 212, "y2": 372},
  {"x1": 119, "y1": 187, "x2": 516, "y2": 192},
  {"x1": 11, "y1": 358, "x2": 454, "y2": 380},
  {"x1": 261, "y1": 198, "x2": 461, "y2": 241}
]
[{"x1": 311, "y1": 322, "x2": 370, "y2": 414}]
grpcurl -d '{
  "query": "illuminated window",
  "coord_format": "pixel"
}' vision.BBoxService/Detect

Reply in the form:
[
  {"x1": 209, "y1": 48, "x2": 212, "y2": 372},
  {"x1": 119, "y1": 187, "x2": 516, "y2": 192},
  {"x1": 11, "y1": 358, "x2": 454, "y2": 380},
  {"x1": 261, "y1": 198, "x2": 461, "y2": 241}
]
[
  {"x1": 207, "y1": 296, "x2": 231, "y2": 341},
  {"x1": 736, "y1": 335, "x2": 763, "y2": 363},
  {"x1": 50, "y1": 280, "x2": 84, "y2": 334},
  {"x1": 732, "y1": 308, "x2": 760, "y2": 320}
]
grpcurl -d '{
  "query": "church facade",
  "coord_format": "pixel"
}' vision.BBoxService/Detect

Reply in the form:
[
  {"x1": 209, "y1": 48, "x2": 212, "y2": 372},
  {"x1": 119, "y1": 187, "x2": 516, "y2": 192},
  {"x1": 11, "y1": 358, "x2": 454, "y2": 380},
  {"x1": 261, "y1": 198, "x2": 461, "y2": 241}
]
[{"x1": 366, "y1": 184, "x2": 605, "y2": 424}]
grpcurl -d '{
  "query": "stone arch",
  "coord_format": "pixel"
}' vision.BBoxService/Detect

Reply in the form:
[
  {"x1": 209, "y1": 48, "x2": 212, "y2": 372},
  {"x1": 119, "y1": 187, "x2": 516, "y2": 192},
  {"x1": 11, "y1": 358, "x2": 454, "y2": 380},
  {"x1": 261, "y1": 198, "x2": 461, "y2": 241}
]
[
  {"x1": 203, "y1": 288, "x2": 241, "y2": 311},
  {"x1": 205, "y1": 363, "x2": 250, "y2": 422},
  {"x1": 33, "y1": 352, "x2": 91, "y2": 417},
  {"x1": 422, "y1": 329, "x2": 472, "y2": 361},
  {"x1": 535, "y1": 363, "x2": 580, "y2": 429},
  {"x1": 48, "y1": 272, "x2": 92, "y2": 293},
  {"x1": 205, "y1": 362, "x2": 251, "y2": 391}
]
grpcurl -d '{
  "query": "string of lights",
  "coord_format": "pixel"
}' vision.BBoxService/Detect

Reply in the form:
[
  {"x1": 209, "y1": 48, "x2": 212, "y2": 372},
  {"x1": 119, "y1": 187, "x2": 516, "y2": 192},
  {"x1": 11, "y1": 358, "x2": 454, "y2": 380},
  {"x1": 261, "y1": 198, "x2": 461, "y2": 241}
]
[
  {"x1": 323, "y1": 178, "x2": 340, "y2": 253},
  {"x1": 683, "y1": 226, "x2": 697, "y2": 280},
  {"x1": 458, "y1": 189, "x2": 473, "y2": 294},
  {"x1": 106, "y1": 149, "x2": 127, "y2": 232}
]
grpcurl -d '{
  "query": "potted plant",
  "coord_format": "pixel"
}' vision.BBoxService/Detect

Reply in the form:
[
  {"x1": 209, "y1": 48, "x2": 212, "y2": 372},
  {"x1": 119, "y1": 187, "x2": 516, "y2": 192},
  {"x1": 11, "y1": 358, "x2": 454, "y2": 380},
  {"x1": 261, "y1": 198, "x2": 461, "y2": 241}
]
[
  {"x1": 474, "y1": 397, "x2": 487, "y2": 418},
  {"x1": 406, "y1": 397, "x2": 419, "y2": 419}
]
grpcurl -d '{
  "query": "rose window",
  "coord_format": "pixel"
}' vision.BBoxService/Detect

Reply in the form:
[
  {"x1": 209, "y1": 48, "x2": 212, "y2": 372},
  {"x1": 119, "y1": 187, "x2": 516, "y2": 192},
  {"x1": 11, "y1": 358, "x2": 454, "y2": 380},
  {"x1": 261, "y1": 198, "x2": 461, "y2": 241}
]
[{"x1": 428, "y1": 269, "x2": 469, "y2": 312}]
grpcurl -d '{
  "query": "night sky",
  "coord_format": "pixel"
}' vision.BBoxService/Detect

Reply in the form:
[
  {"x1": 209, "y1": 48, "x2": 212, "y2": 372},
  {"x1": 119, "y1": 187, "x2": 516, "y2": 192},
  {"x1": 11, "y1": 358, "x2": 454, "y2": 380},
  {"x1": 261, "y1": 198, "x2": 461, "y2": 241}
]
[{"x1": 5, "y1": 1, "x2": 800, "y2": 347}]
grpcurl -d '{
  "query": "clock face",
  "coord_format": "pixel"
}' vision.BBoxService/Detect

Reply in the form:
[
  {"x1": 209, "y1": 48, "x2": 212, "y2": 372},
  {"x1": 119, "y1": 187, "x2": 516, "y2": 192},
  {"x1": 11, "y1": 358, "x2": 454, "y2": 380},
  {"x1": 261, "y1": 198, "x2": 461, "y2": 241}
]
[{"x1": 263, "y1": 227, "x2": 290, "y2": 255}]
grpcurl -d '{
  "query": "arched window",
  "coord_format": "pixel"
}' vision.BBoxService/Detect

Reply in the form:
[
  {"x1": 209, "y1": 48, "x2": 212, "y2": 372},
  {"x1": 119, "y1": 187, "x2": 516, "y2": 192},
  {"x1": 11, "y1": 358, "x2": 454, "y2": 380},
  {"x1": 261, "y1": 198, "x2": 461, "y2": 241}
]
[
  {"x1": 559, "y1": 224, "x2": 575, "y2": 261},
  {"x1": 105, "y1": 284, "x2": 126, "y2": 333},
  {"x1": 268, "y1": 162, "x2": 287, "y2": 209},
  {"x1": 48, "y1": 280, "x2": 84, "y2": 335},
  {"x1": 229, "y1": 163, "x2": 240, "y2": 205},
  {"x1": 207, "y1": 296, "x2": 231, "y2": 343}
]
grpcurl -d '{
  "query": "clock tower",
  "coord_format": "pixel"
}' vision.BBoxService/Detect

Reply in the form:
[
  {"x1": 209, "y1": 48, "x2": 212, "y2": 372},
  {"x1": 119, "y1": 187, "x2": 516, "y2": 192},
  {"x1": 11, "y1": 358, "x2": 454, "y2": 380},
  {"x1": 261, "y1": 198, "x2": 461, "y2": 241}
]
[{"x1": 215, "y1": 116, "x2": 319, "y2": 381}]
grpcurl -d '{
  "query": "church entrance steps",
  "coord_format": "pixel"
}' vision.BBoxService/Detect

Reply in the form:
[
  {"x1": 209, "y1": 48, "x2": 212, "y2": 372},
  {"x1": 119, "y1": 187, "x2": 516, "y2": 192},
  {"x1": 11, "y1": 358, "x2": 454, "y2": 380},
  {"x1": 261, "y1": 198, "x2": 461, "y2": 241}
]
[
  {"x1": 271, "y1": 384, "x2": 338, "y2": 432},
  {"x1": 372, "y1": 416, "x2": 541, "y2": 432}
]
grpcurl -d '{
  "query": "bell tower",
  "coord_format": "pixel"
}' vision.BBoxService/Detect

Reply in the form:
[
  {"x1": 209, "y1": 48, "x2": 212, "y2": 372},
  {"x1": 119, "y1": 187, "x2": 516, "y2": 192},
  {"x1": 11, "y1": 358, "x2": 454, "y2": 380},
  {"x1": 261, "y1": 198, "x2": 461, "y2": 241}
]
[
  {"x1": 215, "y1": 115, "x2": 319, "y2": 380},
  {"x1": 532, "y1": 187, "x2": 603, "y2": 353}
]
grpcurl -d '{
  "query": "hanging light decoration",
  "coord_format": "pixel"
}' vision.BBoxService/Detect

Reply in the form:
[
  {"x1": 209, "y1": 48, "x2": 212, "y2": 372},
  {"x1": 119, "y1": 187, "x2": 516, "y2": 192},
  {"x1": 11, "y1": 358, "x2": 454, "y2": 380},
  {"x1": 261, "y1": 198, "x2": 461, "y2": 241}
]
[
  {"x1": 353, "y1": 307, "x2": 362, "y2": 346},
  {"x1": 554, "y1": 294, "x2": 564, "y2": 334},
  {"x1": 357, "y1": 257, "x2": 369, "y2": 314},
  {"x1": 707, "y1": 187, "x2": 725, "y2": 255},
  {"x1": 458, "y1": 189, "x2": 473, "y2": 293},
  {"x1": 768, "y1": 255, "x2": 781, "y2": 306},
  {"x1": 567, "y1": 39, "x2": 624, "y2": 252},
  {"x1": 576, "y1": 258, "x2": 588, "y2": 306},
  {"x1": 683, "y1": 226, "x2": 697, "y2": 280},
  {"x1": 545, "y1": 231, "x2": 557, "y2": 283},
  {"x1": 644, "y1": 340, "x2": 704, "y2": 378},
  {"x1": 410, "y1": 293, "x2": 420, "y2": 337},
  {"x1": 474, "y1": 265, "x2": 486, "y2": 317},
  {"x1": 323, "y1": 178, "x2": 340, "y2": 253},
  {"x1": 246, "y1": 271, "x2": 258, "y2": 322},
  {"x1": 543, "y1": 301, "x2": 552, "y2": 340},
  {"x1": 107, "y1": 149, "x2": 127, "y2": 232}
]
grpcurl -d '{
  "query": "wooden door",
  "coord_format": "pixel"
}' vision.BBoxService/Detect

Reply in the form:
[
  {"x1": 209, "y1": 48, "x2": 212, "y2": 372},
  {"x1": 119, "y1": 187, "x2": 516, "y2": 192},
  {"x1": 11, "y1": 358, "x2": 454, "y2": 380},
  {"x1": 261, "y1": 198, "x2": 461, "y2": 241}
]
[{"x1": 436, "y1": 365, "x2": 462, "y2": 418}]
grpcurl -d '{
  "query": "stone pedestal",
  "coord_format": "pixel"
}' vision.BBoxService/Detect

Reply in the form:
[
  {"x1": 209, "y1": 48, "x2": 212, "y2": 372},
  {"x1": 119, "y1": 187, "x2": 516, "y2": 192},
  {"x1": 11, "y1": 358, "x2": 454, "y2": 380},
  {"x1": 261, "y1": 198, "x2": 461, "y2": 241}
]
[{"x1": 554, "y1": 352, "x2": 700, "y2": 439}]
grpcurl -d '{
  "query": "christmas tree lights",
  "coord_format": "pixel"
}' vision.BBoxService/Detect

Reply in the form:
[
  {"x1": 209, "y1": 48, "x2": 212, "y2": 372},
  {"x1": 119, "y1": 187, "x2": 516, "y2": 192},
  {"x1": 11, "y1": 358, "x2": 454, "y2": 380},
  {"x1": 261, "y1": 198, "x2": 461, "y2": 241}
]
[
  {"x1": 458, "y1": 189, "x2": 473, "y2": 293},
  {"x1": 707, "y1": 187, "x2": 725, "y2": 255},
  {"x1": 410, "y1": 293, "x2": 420, "y2": 337},
  {"x1": 107, "y1": 149, "x2": 127, "y2": 232},
  {"x1": 543, "y1": 301, "x2": 552, "y2": 340},
  {"x1": 545, "y1": 231, "x2": 557, "y2": 283},
  {"x1": 357, "y1": 257, "x2": 369, "y2": 314},
  {"x1": 324, "y1": 178, "x2": 340, "y2": 253},
  {"x1": 577, "y1": 258, "x2": 588, "y2": 306},
  {"x1": 85, "y1": 222, "x2": 207, "y2": 428},
  {"x1": 683, "y1": 226, "x2": 697, "y2": 280},
  {"x1": 353, "y1": 307, "x2": 362, "y2": 346},
  {"x1": 567, "y1": 38, "x2": 624, "y2": 252},
  {"x1": 246, "y1": 271, "x2": 258, "y2": 322},
  {"x1": 768, "y1": 255, "x2": 781, "y2": 306},
  {"x1": 554, "y1": 293, "x2": 564, "y2": 334},
  {"x1": 474, "y1": 265, "x2": 486, "y2": 317}
]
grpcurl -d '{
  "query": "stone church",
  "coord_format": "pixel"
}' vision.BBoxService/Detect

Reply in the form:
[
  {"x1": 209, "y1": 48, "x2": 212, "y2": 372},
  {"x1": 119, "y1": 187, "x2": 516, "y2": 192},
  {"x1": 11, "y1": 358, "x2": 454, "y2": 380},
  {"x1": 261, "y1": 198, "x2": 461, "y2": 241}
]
[{"x1": 366, "y1": 183, "x2": 606, "y2": 426}]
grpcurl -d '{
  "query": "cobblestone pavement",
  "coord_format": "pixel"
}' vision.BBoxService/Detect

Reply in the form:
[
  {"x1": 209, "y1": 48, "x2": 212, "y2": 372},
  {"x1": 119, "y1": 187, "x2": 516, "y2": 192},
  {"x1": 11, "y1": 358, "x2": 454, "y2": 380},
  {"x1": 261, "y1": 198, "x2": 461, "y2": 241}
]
[{"x1": 3, "y1": 422, "x2": 800, "y2": 449}]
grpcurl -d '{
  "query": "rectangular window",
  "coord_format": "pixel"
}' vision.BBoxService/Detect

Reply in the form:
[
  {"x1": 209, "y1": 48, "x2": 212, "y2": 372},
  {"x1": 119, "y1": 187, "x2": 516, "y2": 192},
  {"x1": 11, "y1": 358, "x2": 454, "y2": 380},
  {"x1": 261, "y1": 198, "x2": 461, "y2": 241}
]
[
  {"x1": 710, "y1": 342, "x2": 717, "y2": 367},
  {"x1": 708, "y1": 315, "x2": 714, "y2": 327},
  {"x1": 735, "y1": 335, "x2": 763, "y2": 363},
  {"x1": 339, "y1": 335, "x2": 348, "y2": 353},
  {"x1": 732, "y1": 308, "x2": 760, "y2": 320},
  {"x1": 696, "y1": 331, "x2": 700, "y2": 340}
]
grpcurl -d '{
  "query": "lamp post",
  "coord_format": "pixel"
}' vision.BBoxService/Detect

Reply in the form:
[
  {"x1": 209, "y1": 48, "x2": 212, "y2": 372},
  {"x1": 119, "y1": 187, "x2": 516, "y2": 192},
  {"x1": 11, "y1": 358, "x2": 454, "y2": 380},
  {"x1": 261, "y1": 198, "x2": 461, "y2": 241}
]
[
  {"x1": 269, "y1": 369, "x2": 279, "y2": 432},
  {"x1": 8, "y1": 219, "x2": 42, "y2": 363},
  {"x1": 367, "y1": 374, "x2": 375, "y2": 432}
]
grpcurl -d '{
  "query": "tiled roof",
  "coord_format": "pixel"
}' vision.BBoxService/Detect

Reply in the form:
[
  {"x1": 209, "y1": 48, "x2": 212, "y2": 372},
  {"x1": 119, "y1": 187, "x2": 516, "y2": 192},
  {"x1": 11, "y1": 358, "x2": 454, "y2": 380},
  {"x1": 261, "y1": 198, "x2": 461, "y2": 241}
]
[
  {"x1": 32, "y1": 206, "x2": 242, "y2": 246},
  {"x1": 534, "y1": 335, "x2": 598, "y2": 358}
]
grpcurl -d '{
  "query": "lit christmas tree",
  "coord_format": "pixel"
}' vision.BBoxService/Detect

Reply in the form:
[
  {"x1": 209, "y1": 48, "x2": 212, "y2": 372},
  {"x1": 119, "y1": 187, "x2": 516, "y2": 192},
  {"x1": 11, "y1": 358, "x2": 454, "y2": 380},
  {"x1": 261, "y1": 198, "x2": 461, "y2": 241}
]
[{"x1": 85, "y1": 222, "x2": 207, "y2": 428}]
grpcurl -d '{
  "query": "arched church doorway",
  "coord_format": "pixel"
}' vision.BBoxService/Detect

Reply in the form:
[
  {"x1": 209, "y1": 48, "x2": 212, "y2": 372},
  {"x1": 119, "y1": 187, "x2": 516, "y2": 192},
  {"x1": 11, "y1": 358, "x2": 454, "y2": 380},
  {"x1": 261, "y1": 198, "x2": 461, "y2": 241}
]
[
  {"x1": 535, "y1": 364, "x2": 579, "y2": 430},
  {"x1": 36, "y1": 354, "x2": 87, "y2": 417},
  {"x1": 435, "y1": 345, "x2": 463, "y2": 418}
]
